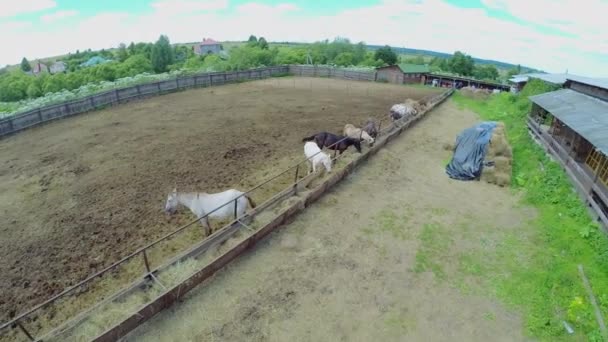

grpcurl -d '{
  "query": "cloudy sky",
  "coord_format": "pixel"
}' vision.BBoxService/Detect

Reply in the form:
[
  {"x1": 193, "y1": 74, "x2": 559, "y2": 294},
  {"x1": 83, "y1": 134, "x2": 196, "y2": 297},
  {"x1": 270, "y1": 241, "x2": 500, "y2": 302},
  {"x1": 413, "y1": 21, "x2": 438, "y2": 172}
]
[{"x1": 1, "y1": 0, "x2": 606, "y2": 77}]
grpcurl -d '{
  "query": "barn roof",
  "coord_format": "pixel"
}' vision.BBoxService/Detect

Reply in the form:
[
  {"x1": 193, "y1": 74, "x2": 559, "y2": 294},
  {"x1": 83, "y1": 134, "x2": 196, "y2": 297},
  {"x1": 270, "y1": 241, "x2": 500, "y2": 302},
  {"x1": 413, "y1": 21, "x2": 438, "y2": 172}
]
[
  {"x1": 530, "y1": 88, "x2": 608, "y2": 154},
  {"x1": 201, "y1": 38, "x2": 219, "y2": 45},
  {"x1": 396, "y1": 63, "x2": 430, "y2": 74},
  {"x1": 566, "y1": 75, "x2": 608, "y2": 91}
]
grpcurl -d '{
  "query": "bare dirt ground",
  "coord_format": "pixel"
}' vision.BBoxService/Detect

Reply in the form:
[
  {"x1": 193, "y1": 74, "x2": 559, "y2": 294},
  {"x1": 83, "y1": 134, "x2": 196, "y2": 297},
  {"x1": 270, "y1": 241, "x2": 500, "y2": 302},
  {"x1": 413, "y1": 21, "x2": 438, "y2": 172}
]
[
  {"x1": 125, "y1": 100, "x2": 535, "y2": 342},
  {"x1": 0, "y1": 77, "x2": 438, "y2": 325}
]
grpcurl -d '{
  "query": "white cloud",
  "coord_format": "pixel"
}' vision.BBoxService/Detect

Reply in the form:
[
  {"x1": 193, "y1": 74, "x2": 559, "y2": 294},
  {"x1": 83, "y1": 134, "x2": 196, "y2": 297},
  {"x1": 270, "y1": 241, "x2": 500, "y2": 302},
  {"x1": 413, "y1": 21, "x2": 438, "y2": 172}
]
[
  {"x1": 40, "y1": 10, "x2": 79, "y2": 23},
  {"x1": 0, "y1": 0, "x2": 56, "y2": 18},
  {"x1": 1, "y1": 0, "x2": 606, "y2": 78},
  {"x1": 150, "y1": 0, "x2": 229, "y2": 15}
]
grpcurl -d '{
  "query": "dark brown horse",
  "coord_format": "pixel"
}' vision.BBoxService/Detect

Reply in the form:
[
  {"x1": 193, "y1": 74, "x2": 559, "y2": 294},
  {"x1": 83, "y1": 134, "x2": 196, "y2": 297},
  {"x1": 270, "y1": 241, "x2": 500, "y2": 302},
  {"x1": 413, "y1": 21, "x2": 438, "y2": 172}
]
[
  {"x1": 302, "y1": 132, "x2": 362, "y2": 154},
  {"x1": 362, "y1": 118, "x2": 378, "y2": 139}
]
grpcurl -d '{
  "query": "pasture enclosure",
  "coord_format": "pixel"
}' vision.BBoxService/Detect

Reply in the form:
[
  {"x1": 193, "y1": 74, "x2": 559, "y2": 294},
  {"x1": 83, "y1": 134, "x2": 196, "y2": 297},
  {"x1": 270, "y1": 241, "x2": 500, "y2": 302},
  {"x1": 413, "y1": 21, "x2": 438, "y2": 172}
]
[
  {"x1": 0, "y1": 77, "x2": 442, "y2": 340},
  {"x1": 0, "y1": 66, "x2": 380, "y2": 138}
]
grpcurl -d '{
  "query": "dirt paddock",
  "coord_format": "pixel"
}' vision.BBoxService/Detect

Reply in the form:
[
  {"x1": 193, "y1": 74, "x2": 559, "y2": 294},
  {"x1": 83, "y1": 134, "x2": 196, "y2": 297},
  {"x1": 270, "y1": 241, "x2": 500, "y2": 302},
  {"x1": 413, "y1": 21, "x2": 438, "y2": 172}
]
[
  {"x1": 0, "y1": 77, "x2": 439, "y2": 325},
  {"x1": 125, "y1": 100, "x2": 532, "y2": 342}
]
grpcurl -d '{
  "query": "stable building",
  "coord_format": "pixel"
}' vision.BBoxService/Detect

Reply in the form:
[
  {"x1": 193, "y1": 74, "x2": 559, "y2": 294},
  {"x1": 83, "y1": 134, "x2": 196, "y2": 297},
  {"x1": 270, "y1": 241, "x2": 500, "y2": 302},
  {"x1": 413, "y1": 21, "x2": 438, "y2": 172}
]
[
  {"x1": 528, "y1": 77, "x2": 608, "y2": 226},
  {"x1": 375, "y1": 64, "x2": 430, "y2": 85}
]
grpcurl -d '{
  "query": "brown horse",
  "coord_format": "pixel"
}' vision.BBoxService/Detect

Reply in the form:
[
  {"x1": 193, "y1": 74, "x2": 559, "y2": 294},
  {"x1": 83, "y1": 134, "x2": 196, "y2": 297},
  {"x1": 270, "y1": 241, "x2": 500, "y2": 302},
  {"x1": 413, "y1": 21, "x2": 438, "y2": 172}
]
[
  {"x1": 362, "y1": 118, "x2": 378, "y2": 139},
  {"x1": 302, "y1": 132, "x2": 361, "y2": 154}
]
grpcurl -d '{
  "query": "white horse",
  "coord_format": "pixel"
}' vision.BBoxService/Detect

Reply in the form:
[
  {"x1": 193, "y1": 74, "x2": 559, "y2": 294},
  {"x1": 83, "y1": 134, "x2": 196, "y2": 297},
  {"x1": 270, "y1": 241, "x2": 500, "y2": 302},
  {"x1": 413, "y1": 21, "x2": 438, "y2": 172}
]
[
  {"x1": 304, "y1": 141, "x2": 332, "y2": 175},
  {"x1": 343, "y1": 124, "x2": 374, "y2": 145},
  {"x1": 164, "y1": 188, "x2": 256, "y2": 236}
]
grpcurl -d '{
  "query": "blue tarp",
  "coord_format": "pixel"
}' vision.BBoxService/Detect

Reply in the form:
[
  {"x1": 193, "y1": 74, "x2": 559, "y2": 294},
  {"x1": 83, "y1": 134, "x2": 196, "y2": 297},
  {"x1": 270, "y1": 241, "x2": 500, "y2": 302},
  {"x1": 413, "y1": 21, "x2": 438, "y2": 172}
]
[{"x1": 446, "y1": 121, "x2": 497, "y2": 180}]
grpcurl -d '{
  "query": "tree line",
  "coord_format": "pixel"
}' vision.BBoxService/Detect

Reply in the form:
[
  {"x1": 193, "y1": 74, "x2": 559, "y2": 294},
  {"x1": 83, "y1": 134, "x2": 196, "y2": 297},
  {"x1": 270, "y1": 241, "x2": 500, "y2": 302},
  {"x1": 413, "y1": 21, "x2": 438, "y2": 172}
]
[{"x1": 1, "y1": 33, "x2": 511, "y2": 103}]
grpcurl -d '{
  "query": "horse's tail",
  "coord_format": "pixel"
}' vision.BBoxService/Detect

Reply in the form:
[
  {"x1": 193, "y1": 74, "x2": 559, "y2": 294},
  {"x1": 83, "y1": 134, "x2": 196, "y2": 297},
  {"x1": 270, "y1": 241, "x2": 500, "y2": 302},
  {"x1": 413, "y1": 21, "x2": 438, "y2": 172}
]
[
  {"x1": 302, "y1": 134, "x2": 316, "y2": 142},
  {"x1": 245, "y1": 195, "x2": 257, "y2": 209}
]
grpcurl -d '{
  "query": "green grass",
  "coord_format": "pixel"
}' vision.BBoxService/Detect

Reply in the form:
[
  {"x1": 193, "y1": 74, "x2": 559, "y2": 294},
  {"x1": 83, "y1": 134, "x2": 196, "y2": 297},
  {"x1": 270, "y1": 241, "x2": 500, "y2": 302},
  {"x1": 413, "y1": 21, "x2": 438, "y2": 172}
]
[
  {"x1": 414, "y1": 222, "x2": 450, "y2": 280},
  {"x1": 452, "y1": 81, "x2": 608, "y2": 341}
]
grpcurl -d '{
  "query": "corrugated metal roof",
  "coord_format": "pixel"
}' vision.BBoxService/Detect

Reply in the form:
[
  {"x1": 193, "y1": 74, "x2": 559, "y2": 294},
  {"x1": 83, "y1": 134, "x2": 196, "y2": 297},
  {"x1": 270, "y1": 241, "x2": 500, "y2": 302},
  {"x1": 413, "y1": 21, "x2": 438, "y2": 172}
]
[
  {"x1": 567, "y1": 75, "x2": 608, "y2": 91},
  {"x1": 524, "y1": 73, "x2": 573, "y2": 85},
  {"x1": 397, "y1": 63, "x2": 430, "y2": 73},
  {"x1": 529, "y1": 89, "x2": 608, "y2": 154}
]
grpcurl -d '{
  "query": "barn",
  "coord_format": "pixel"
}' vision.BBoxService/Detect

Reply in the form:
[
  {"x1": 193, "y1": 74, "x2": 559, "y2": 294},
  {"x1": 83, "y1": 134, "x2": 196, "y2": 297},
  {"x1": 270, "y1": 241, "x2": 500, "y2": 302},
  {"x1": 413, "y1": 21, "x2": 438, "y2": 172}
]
[
  {"x1": 528, "y1": 76, "x2": 608, "y2": 226},
  {"x1": 375, "y1": 64, "x2": 429, "y2": 85}
]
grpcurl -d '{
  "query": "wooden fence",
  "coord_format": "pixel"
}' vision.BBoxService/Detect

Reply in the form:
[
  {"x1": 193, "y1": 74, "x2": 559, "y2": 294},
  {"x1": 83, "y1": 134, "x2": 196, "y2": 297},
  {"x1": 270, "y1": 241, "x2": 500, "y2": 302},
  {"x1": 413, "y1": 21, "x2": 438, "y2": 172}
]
[
  {"x1": 0, "y1": 66, "x2": 290, "y2": 138},
  {"x1": 288, "y1": 65, "x2": 376, "y2": 81},
  {"x1": 0, "y1": 65, "x2": 385, "y2": 138}
]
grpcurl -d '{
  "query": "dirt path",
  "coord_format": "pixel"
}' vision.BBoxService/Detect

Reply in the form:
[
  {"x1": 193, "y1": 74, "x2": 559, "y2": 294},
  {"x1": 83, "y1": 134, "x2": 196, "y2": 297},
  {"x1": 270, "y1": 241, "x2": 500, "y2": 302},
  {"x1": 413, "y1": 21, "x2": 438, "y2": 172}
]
[
  {"x1": 0, "y1": 77, "x2": 439, "y2": 323},
  {"x1": 124, "y1": 100, "x2": 534, "y2": 342}
]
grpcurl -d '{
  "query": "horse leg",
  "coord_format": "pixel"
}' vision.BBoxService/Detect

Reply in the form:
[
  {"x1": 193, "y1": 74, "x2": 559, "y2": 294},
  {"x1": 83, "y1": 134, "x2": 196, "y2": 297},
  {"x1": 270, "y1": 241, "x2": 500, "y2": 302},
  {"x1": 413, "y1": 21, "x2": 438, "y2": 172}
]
[{"x1": 204, "y1": 216, "x2": 211, "y2": 236}]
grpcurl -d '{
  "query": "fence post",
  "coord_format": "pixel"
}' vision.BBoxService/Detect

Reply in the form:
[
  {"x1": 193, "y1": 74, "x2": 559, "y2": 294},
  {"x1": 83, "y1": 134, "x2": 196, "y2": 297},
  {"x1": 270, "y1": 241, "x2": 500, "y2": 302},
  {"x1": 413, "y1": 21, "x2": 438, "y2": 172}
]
[
  {"x1": 37, "y1": 108, "x2": 43, "y2": 122},
  {"x1": 136, "y1": 84, "x2": 141, "y2": 96},
  {"x1": 176, "y1": 77, "x2": 179, "y2": 89},
  {"x1": 64, "y1": 104, "x2": 70, "y2": 116},
  {"x1": 115, "y1": 89, "x2": 120, "y2": 103},
  {"x1": 142, "y1": 250, "x2": 151, "y2": 275},
  {"x1": 293, "y1": 165, "x2": 300, "y2": 195},
  {"x1": 89, "y1": 97, "x2": 95, "y2": 109},
  {"x1": 157, "y1": 82, "x2": 161, "y2": 94},
  {"x1": 7, "y1": 117, "x2": 14, "y2": 132},
  {"x1": 233, "y1": 198, "x2": 238, "y2": 220},
  {"x1": 16, "y1": 321, "x2": 35, "y2": 342}
]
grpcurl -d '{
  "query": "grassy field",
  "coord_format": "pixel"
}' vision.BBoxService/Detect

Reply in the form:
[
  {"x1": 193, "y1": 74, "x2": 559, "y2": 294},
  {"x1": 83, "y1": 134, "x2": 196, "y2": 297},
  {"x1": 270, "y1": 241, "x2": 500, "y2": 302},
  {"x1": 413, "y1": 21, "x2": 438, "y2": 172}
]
[{"x1": 452, "y1": 84, "x2": 608, "y2": 341}]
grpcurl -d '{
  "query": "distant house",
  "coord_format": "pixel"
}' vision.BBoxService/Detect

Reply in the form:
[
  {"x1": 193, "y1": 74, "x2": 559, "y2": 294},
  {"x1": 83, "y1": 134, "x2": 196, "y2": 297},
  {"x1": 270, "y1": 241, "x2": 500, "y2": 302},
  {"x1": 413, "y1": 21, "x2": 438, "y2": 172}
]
[
  {"x1": 32, "y1": 61, "x2": 49, "y2": 75},
  {"x1": 80, "y1": 56, "x2": 110, "y2": 68},
  {"x1": 375, "y1": 64, "x2": 430, "y2": 84},
  {"x1": 49, "y1": 61, "x2": 67, "y2": 74},
  {"x1": 193, "y1": 38, "x2": 222, "y2": 55}
]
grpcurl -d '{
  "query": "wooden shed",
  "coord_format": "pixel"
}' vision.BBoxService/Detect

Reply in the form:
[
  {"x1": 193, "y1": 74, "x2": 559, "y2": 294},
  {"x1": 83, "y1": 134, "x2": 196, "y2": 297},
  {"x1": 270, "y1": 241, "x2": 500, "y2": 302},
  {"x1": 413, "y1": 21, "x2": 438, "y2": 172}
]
[
  {"x1": 529, "y1": 77, "x2": 608, "y2": 224},
  {"x1": 375, "y1": 64, "x2": 429, "y2": 85}
]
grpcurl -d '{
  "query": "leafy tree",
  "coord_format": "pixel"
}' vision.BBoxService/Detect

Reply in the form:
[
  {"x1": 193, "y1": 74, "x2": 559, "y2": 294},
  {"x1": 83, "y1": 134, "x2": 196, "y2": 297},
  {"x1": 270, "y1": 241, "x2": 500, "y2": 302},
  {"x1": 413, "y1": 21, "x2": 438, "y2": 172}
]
[
  {"x1": 20, "y1": 57, "x2": 31, "y2": 72},
  {"x1": 151, "y1": 35, "x2": 174, "y2": 73},
  {"x1": 274, "y1": 47, "x2": 306, "y2": 65},
  {"x1": 116, "y1": 43, "x2": 128, "y2": 62},
  {"x1": 116, "y1": 54, "x2": 153, "y2": 78},
  {"x1": 258, "y1": 37, "x2": 269, "y2": 50},
  {"x1": 374, "y1": 45, "x2": 397, "y2": 65},
  {"x1": 247, "y1": 35, "x2": 259, "y2": 48},
  {"x1": 229, "y1": 45, "x2": 274, "y2": 70},
  {"x1": 360, "y1": 52, "x2": 384, "y2": 67},
  {"x1": 183, "y1": 56, "x2": 206, "y2": 70},
  {"x1": 26, "y1": 83, "x2": 42, "y2": 98},
  {"x1": 403, "y1": 55, "x2": 425, "y2": 65},
  {"x1": 42, "y1": 74, "x2": 66, "y2": 94},
  {"x1": 201, "y1": 54, "x2": 229, "y2": 71},
  {"x1": 473, "y1": 64, "x2": 499, "y2": 80},
  {"x1": 448, "y1": 51, "x2": 474, "y2": 76},
  {"x1": 334, "y1": 52, "x2": 354, "y2": 66},
  {"x1": 353, "y1": 42, "x2": 367, "y2": 65},
  {"x1": 0, "y1": 71, "x2": 30, "y2": 101},
  {"x1": 128, "y1": 42, "x2": 136, "y2": 56}
]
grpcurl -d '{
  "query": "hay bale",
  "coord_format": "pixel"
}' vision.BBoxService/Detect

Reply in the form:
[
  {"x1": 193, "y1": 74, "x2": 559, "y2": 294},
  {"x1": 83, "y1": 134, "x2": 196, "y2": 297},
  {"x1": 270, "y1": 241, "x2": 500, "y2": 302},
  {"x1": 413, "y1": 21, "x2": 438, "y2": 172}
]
[
  {"x1": 481, "y1": 121, "x2": 513, "y2": 186},
  {"x1": 480, "y1": 166, "x2": 496, "y2": 184},
  {"x1": 495, "y1": 173, "x2": 511, "y2": 187},
  {"x1": 494, "y1": 156, "x2": 511, "y2": 170}
]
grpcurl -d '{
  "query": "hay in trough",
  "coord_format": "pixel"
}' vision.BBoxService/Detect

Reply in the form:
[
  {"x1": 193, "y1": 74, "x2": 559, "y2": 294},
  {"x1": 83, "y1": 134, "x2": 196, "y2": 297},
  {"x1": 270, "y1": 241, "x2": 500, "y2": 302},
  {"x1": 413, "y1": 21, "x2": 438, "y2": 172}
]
[{"x1": 403, "y1": 98, "x2": 425, "y2": 114}]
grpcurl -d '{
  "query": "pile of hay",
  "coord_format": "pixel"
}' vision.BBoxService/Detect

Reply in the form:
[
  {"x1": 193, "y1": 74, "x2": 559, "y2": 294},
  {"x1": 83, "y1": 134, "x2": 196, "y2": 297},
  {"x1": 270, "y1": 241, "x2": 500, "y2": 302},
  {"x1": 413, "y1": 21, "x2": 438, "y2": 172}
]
[
  {"x1": 460, "y1": 86, "x2": 492, "y2": 100},
  {"x1": 404, "y1": 98, "x2": 426, "y2": 114},
  {"x1": 480, "y1": 122, "x2": 513, "y2": 187}
]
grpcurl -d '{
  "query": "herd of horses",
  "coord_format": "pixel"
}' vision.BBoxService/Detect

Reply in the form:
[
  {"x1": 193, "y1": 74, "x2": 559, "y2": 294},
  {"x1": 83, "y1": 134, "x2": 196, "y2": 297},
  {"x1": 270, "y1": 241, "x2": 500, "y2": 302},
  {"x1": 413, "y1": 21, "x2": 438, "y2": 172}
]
[{"x1": 164, "y1": 116, "x2": 385, "y2": 236}]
